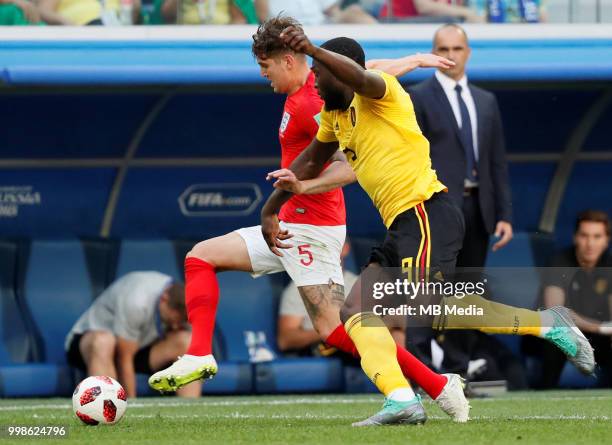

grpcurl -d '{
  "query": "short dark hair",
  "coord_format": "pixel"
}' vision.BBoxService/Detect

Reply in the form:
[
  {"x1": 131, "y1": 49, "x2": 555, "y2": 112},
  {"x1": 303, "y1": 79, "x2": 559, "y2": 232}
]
[
  {"x1": 252, "y1": 15, "x2": 303, "y2": 59},
  {"x1": 320, "y1": 37, "x2": 366, "y2": 69},
  {"x1": 575, "y1": 210, "x2": 610, "y2": 236},
  {"x1": 166, "y1": 282, "x2": 186, "y2": 319}
]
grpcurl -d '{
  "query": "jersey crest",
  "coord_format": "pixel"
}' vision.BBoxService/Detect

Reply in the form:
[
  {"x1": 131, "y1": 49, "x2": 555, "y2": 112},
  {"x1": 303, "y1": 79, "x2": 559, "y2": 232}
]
[{"x1": 280, "y1": 112, "x2": 291, "y2": 133}]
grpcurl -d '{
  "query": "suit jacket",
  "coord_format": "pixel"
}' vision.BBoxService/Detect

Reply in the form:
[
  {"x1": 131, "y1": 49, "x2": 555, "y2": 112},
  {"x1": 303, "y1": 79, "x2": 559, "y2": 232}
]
[{"x1": 408, "y1": 76, "x2": 512, "y2": 234}]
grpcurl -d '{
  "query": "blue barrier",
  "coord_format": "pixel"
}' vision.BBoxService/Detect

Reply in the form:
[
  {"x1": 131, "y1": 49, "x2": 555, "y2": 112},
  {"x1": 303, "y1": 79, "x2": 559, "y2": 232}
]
[{"x1": 2, "y1": 38, "x2": 612, "y2": 85}]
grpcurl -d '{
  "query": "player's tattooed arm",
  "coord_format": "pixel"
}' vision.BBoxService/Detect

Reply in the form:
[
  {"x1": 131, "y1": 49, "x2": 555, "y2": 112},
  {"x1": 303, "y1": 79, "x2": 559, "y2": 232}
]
[
  {"x1": 280, "y1": 25, "x2": 386, "y2": 99},
  {"x1": 267, "y1": 151, "x2": 356, "y2": 195},
  {"x1": 366, "y1": 54, "x2": 455, "y2": 78}
]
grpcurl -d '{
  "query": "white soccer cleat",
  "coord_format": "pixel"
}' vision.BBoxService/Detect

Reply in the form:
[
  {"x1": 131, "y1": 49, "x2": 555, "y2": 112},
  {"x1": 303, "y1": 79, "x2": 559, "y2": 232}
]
[
  {"x1": 434, "y1": 373, "x2": 470, "y2": 423},
  {"x1": 148, "y1": 354, "x2": 218, "y2": 392}
]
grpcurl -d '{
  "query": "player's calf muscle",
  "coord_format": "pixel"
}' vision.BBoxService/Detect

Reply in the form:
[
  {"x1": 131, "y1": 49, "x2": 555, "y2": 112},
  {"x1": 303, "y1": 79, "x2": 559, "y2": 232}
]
[{"x1": 298, "y1": 283, "x2": 344, "y2": 338}]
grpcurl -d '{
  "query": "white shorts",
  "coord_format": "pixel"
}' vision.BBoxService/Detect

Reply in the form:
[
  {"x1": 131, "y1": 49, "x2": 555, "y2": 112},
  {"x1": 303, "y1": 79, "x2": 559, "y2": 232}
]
[{"x1": 235, "y1": 222, "x2": 346, "y2": 287}]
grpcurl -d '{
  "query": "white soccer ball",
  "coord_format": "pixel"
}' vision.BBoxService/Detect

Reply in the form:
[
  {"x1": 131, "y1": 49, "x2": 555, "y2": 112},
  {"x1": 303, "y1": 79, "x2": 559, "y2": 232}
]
[{"x1": 72, "y1": 376, "x2": 127, "y2": 425}]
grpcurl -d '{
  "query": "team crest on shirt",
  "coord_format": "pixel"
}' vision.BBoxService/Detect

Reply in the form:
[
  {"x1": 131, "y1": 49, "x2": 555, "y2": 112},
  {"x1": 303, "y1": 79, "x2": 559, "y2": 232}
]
[
  {"x1": 280, "y1": 111, "x2": 291, "y2": 133},
  {"x1": 595, "y1": 278, "x2": 608, "y2": 295},
  {"x1": 350, "y1": 106, "x2": 356, "y2": 127}
]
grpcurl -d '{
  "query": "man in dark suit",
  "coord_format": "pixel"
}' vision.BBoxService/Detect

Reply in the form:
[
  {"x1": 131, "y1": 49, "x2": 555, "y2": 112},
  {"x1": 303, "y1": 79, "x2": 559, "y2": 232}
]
[{"x1": 409, "y1": 24, "x2": 513, "y2": 269}]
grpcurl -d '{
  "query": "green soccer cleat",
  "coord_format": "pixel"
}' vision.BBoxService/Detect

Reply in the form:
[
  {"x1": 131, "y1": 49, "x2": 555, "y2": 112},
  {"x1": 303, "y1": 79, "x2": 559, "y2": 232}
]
[
  {"x1": 148, "y1": 354, "x2": 218, "y2": 392},
  {"x1": 352, "y1": 395, "x2": 427, "y2": 427},
  {"x1": 544, "y1": 306, "x2": 595, "y2": 375}
]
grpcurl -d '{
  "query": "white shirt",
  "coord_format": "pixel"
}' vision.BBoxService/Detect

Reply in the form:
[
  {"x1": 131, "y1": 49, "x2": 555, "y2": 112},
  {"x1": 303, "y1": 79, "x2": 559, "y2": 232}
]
[
  {"x1": 65, "y1": 271, "x2": 173, "y2": 350},
  {"x1": 435, "y1": 70, "x2": 479, "y2": 162},
  {"x1": 268, "y1": 0, "x2": 338, "y2": 26}
]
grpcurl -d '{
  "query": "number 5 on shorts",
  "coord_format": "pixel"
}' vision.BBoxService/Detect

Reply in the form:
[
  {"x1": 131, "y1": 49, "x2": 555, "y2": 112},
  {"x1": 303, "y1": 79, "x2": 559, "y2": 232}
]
[{"x1": 298, "y1": 244, "x2": 313, "y2": 266}]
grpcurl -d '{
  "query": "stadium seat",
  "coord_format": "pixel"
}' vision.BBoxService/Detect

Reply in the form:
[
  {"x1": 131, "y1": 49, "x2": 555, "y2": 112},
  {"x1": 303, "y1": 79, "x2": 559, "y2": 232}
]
[
  {"x1": 81, "y1": 238, "x2": 117, "y2": 297},
  {"x1": 115, "y1": 239, "x2": 182, "y2": 281},
  {"x1": 0, "y1": 240, "x2": 65, "y2": 397},
  {"x1": 207, "y1": 272, "x2": 281, "y2": 393},
  {"x1": 0, "y1": 240, "x2": 32, "y2": 364},
  {"x1": 215, "y1": 272, "x2": 350, "y2": 395},
  {"x1": 14, "y1": 240, "x2": 96, "y2": 396},
  {"x1": 255, "y1": 358, "x2": 344, "y2": 394},
  {"x1": 204, "y1": 362, "x2": 253, "y2": 394},
  {"x1": 215, "y1": 272, "x2": 279, "y2": 362}
]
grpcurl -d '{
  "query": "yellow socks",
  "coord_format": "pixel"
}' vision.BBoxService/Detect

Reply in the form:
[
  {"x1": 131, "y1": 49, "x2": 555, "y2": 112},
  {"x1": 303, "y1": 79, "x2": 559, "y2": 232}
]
[
  {"x1": 434, "y1": 294, "x2": 542, "y2": 337},
  {"x1": 344, "y1": 312, "x2": 412, "y2": 396}
]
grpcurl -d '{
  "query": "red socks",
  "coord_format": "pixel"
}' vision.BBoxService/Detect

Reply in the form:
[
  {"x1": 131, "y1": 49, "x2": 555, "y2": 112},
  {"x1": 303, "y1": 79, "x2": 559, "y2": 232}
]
[
  {"x1": 185, "y1": 257, "x2": 219, "y2": 356},
  {"x1": 325, "y1": 324, "x2": 448, "y2": 399},
  {"x1": 182, "y1": 258, "x2": 448, "y2": 398}
]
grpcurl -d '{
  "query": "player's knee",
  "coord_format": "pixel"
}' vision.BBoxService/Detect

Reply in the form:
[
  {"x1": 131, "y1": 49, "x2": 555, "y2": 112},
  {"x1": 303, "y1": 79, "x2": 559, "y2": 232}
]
[{"x1": 87, "y1": 331, "x2": 116, "y2": 358}]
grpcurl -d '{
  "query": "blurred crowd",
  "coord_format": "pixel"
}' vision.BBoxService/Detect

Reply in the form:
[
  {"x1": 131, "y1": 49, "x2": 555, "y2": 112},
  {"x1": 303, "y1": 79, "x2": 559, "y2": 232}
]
[{"x1": 0, "y1": 0, "x2": 547, "y2": 26}]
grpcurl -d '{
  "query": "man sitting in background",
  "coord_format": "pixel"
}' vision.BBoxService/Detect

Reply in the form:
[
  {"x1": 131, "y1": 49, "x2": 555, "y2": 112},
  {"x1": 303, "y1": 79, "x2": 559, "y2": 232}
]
[
  {"x1": 277, "y1": 241, "x2": 405, "y2": 356},
  {"x1": 539, "y1": 210, "x2": 612, "y2": 387},
  {"x1": 65, "y1": 271, "x2": 201, "y2": 398}
]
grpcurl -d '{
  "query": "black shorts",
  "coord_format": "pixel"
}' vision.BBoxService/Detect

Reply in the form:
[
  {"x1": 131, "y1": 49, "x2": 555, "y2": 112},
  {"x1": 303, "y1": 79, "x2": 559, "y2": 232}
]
[
  {"x1": 66, "y1": 333, "x2": 155, "y2": 375},
  {"x1": 369, "y1": 192, "x2": 465, "y2": 281}
]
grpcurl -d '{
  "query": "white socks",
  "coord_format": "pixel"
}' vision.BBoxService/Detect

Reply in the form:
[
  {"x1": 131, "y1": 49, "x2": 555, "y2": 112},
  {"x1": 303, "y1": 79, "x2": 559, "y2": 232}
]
[{"x1": 388, "y1": 387, "x2": 416, "y2": 402}]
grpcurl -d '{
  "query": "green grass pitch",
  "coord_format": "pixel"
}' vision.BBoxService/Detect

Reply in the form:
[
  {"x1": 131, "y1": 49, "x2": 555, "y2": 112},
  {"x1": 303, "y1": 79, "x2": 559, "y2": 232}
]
[{"x1": 1, "y1": 390, "x2": 610, "y2": 445}]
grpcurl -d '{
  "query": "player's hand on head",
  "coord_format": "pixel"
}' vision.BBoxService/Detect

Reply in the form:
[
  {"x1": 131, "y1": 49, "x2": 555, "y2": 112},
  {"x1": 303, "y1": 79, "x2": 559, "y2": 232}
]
[
  {"x1": 267, "y1": 168, "x2": 304, "y2": 194},
  {"x1": 261, "y1": 212, "x2": 293, "y2": 257},
  {"x1": 280, "y1": 26, "x2": 315, "y2": 56}
]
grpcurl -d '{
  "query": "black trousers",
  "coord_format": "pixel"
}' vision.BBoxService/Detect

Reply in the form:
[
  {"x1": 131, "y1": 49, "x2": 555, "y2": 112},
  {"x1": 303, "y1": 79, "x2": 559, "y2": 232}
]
[{"x1": 456, "y1": 191, "x2": 490, "y2": 269}]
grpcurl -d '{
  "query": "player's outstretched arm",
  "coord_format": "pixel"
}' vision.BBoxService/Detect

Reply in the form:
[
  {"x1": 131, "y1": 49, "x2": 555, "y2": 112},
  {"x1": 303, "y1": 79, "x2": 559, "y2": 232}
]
[
  {"x1": 280, "y1": 26, "x2": 386, "y2": 99},
  {"x1": 267, "y1": 151, "x2": 356, "y2": 195},
  {"x1": 366, "y1": 54, "x2": 455, "y2": 78},
  {"x1": 261, "y1": 138, "x2": 338, "y2": 256}
]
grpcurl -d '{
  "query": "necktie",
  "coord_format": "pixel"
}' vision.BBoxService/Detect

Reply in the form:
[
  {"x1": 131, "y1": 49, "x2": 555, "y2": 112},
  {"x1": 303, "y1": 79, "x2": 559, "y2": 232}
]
[{"x1": 455, "y1": 84, "x2": 477, "y2": 181}]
